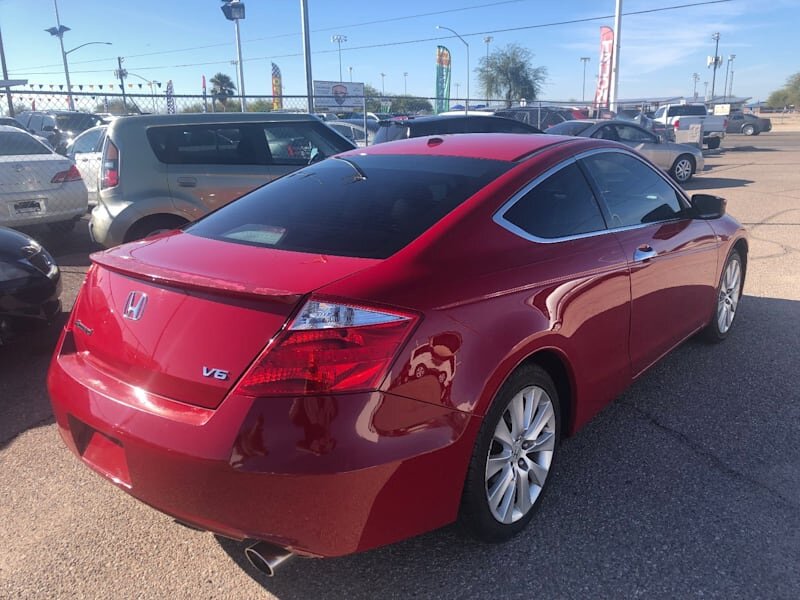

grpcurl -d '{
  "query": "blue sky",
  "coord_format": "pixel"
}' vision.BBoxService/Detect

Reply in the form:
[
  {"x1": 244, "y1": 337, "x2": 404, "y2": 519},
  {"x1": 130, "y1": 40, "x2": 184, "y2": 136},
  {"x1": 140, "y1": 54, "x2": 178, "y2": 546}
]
[{"x1": 1, "y1": 0, "x2": 797, "y2": 104}]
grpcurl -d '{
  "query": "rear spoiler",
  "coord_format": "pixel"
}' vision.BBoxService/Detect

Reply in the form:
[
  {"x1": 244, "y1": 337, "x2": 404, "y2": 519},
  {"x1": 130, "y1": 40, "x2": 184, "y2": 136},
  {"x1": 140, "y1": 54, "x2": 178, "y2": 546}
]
[{"x1": 90, "y1": 250, "x2": 302, "y2": 302}]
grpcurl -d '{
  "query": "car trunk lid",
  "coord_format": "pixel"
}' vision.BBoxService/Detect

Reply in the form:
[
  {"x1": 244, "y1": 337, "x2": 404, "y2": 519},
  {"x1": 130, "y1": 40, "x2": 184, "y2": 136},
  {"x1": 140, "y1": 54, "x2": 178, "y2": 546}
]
[{"x1": 71, "y1": 232, "x2": 379, "y2": 409}]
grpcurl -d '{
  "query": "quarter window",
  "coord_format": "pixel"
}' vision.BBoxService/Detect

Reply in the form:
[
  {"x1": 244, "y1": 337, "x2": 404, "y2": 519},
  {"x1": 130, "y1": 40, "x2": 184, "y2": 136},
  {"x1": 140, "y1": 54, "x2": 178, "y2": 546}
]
[
  {"x1": 502, "y1": 162, "x2": 607, "y2": 239},
  {"x1": 582, "y1": 152, "x2": 685, "y2": 227}
]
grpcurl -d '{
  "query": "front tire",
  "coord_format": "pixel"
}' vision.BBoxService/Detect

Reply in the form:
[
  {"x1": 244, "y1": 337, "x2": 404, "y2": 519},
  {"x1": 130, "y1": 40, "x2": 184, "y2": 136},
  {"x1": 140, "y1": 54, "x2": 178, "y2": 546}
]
[
  {"x1": 702, "y1": 249, "x2": 743, "y2": 342},
  {"x1": 459, "y1": 363, "x2": 561, "y2": 542},
  {"x1": 670, "y1": 155, "x2": 695, "y2": 183}
]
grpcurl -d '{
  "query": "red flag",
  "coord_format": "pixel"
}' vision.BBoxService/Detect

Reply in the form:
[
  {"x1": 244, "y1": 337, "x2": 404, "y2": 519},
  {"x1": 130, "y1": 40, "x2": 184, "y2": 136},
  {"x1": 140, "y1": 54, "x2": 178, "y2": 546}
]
[
  {"x1": 594, "y1": 26, "x2": 614, "y2": 109},
  {"x1": 202, "y1": 75, "x2": 206, "y2": 90}
]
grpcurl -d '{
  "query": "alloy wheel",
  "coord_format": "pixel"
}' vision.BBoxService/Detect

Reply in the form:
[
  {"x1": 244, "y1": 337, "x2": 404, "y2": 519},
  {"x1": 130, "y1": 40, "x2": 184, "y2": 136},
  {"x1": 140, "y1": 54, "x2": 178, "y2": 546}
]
[
  {"x1": 485, "y1": 385, "x2": 556, "y2": 524},
  {"x1": 717, "y1": 257, "x2": 742, "y2": 333},
  {"x1": 674, "y1": 158, "x2": 693, "y2": 182}
]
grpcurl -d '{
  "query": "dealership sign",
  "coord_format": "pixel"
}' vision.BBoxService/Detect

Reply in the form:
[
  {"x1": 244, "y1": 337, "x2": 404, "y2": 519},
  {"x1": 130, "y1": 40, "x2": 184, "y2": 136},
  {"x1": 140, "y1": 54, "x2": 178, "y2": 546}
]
[{"x1": 313, "y1": 81, "x2": 365, "y2": 110}]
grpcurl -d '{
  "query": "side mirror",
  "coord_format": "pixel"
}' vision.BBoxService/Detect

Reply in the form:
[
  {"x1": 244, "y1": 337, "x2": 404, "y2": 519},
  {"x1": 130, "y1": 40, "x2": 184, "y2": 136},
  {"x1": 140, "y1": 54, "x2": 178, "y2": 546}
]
[
  {"x1": 691, "y1": 194, "x2": 726, "y2": 219},
  {"x1": 42, "y1": 125, "x2": 55, "y2": 132}
]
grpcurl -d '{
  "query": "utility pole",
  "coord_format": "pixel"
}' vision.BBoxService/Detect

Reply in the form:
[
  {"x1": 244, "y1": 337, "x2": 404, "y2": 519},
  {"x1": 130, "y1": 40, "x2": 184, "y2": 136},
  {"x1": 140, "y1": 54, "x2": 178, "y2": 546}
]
[
  {"x1": 0, "y1": 27, "x2": 13, "y2": 116},
  {"x1": 728, "y1": 70, "x2": 735, "y2": 98},
  {"x1": 403, "y1": 72, "x2": 408, "y2": 95},
  {"x1": 703, "y1": 81, "x2": 709, "y2": 101},
  {"x1": 709, "y1": 32, "x2": 720, "y2": 101},
  {"x1": 116, "y1": 56, "x2": 128, "y2": 112},
  {"x1": 580, "y1": 57, "x2": 590, "y2": 102},
  {"x1": 608, "y1": 0, "x2": 622, "y2": 112},
  {"x1": 349, "y1": 66, "x2": 353, "y2": 82},
  {"x1": 300, "y1": 0, "x2": 314, "y2": 112},
  {"x1": 692, "y1": 72, "x2": 700, "y2": 100},
  {"x1": 380, "y1": 72, "x2": 386, "y2": 96},
  {"x1": 484, "y1": 36, "x2": 493, "y2": 102},
  {"x1": 331, "y1": 35, "x2": 346, "y2": 82}
]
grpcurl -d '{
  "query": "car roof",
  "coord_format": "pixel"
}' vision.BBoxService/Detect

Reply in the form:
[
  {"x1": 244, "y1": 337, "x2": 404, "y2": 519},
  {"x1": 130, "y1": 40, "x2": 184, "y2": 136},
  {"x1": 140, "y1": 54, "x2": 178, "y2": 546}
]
[
  {"x1": 341, "y1": 132, "x2": 587, "y2": 162},
  {"x1": 0, "y1": 124, "x2": 28, "y2": 132},
  {"x1": 111, "y1": 112, "x2": 321, "y2": 127}
]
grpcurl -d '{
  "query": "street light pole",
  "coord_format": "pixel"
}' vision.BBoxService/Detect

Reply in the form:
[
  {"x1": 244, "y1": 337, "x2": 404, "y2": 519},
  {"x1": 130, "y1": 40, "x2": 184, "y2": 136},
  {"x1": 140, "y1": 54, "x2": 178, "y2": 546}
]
[
  {"x1": 221, "y1": 0, "x2": 247, "y2": 111},
  {"x1": 380, "y1": 72, "x2": 386, "y2": 96},
  {"x1": 608, "y1": 0, "x2": 623, "y2": 112},
  {"x1": 692, "y1": 72, "x2": 700, "y2": 100},
  {"x1": 437, "y1": 25, "x2": 469, "y2": 114},
  {"x1": 580, "y1": 57, "x2": 590, "y2": 102},
  {"x1": 300, "y1": 0, "x2": 314, "y2": 112},
  {"x1": 723, "y1": 54, "x2": 735, "y2": 102},
  {"x1": 710, "y1": 32, "x2": 720, "y2": 101},
  {"x1": 403, "y1": 72, "x2": 408, "y2": 95},
  {"x1": 484, "y1": 36, "x2": 493, "y2": 102},
  {"x1": 349, "y1": 66, "x2": 353, "y2": 82},
  {"x1": 46, "y1": 0, "x2": 73, "y2": 110},
  {"x1": 331, "y1": 35, "x2": 347, "y2": 82}
]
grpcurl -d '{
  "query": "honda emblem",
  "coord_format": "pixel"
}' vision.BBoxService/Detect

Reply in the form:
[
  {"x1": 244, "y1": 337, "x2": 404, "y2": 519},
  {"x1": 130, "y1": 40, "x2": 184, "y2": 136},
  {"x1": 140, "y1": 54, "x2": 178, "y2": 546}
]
[{"x1": 123, "y1": 291, "x2": 148, "y2": 321}]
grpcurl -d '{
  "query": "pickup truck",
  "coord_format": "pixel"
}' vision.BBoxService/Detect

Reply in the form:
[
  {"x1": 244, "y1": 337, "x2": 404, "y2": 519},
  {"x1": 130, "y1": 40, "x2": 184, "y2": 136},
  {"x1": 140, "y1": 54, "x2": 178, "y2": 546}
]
[{"x1": 652, "y1": 103, "x2": 727, "y2": 149}]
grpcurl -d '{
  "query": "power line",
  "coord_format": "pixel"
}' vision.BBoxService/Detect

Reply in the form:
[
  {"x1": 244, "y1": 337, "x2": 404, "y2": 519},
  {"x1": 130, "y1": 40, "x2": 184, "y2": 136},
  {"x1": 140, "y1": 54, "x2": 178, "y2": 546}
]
[
  {"x1": 14, "y1": 0, "x2": 534, "y2": 71},
  {"x1": 13, "y1": 0, "x2": 734, "y2": 77}
]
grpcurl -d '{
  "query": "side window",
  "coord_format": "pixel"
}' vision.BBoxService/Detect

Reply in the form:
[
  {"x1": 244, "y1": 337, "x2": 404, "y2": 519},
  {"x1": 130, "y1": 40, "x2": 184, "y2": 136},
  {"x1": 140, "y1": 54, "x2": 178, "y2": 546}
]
[
  {"x1": 592, "y1": 125, "x2": 620, "y2": 141},
  {"x1": 42, "y1": 116, "x2": 57, "y2": 131},
  {"x1": 28, "y1": 115, "x2": 43, "y2": 131},
  {"x1": 263, "y1": 122, "x2": 349, "y2": 165},
  {"x1": 502, "y1": 162, "x2": 607, "y2": 239},
  {"x1": 146, "y1": 125, "x2": 268, "y2": 165},
  {"x1": 615, "y1": 125, "x2": 657, "y2": 143},
  {"x1": 71, "y1": 129, "x2": 103, "y2": 155},
  {"x1": 653, "y1": 107, "x2": 666, "y2": 119},
  {"x1": 582, "y1": 152, "x2": 686, "y2": 227}
]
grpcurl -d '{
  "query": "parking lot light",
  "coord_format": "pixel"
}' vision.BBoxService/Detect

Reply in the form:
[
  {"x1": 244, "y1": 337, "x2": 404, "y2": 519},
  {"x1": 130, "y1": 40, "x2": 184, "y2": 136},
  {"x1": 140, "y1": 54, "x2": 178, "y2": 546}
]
[{"x1": 221, "y1": 0, "x2": 246, "y2": 111}]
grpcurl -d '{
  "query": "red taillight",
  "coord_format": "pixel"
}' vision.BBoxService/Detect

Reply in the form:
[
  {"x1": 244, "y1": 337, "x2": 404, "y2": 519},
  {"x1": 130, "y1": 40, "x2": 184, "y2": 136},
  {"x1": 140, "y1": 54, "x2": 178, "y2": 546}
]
[
  {"x1": 673, "y1": 119, "x2": 680, "y2": 130},
  {"x1": 101, "y1": 139, "x2": 119, "y2": 189},
  {"x1": 235, "y1": 298, "x2": 418, "y2": 396},
  {"x1": 51, "y1": 164, "x2": 82, "y2": 184}
]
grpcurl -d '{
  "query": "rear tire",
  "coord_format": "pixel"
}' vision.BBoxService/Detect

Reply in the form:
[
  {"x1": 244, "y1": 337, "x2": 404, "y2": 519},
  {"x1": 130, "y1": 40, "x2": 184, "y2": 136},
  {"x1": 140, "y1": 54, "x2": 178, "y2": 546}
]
[
  {"x1": 459, "y1": 363, "x2": 561, "y2": 542},
  {"x1": 742, "y1": 124, "x2": 756, "y2": 136},
  {"x1": 670, "y1": 155, "x2": 695, "y2": 183},
  {"x1": 702, "y1": 249, "x2": 743, "y2": 343},
  {"x1": 125, "y1": 215, "x2": 189, "y2": 243},
  {"x1": 706, "y1": 137, "x2": 721, "y2": 150}
]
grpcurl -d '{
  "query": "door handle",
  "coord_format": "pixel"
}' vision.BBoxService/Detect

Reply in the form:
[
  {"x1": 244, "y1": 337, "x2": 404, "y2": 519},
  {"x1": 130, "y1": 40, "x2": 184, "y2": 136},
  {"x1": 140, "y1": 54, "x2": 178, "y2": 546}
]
[
  {"x1": 633, "y1": 245, "x2": 657, "y2": 262},
  {"x1": 78, "y1": 157, "x2": 90, "y2": 162},
  {"x1": 176, "y1": 176, "x2": 197, "y2": 188}
]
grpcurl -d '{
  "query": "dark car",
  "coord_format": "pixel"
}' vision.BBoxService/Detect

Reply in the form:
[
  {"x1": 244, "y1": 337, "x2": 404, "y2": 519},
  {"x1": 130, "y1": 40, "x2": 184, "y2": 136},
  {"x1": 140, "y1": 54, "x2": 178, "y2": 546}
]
[
  {"x1": 373, "y1": 114, "x2": 542, "y2": 144},
  {"x1": 15, "y1": 110, "x2": 105, "y2": 153},
  {"x1": 493, "y1": 106, "x2": 575, "y2": 130},
  {"x1": 0, "y1": 226, "x2": 61, "y2": 343},
  {"x1": 726, "y1": 112, "x2": 772, "y2": 136},
  {"x1": 48, "y1": 133, "x2": 746, "y2": 573}
]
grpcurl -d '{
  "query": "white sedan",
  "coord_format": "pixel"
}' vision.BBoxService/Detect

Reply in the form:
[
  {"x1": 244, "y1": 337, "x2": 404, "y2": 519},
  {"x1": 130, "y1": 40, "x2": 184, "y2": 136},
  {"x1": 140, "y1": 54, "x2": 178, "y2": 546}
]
[{"x1": 0, "y1": 125, "x2": 88, "y2": 232}]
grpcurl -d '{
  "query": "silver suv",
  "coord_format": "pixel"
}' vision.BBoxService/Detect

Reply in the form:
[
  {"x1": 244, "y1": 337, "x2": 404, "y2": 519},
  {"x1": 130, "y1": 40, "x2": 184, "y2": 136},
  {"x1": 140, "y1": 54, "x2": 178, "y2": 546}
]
[{"x1": 89, "y1": 113, "x2": 355, "y2": 248}]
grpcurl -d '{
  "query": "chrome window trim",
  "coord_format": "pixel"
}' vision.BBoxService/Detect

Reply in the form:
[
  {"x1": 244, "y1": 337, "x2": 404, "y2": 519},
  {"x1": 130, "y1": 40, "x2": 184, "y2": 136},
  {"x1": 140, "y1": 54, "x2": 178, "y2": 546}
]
[{"x1": 493, "y1": 147, "x2": 690, "y2": 245}]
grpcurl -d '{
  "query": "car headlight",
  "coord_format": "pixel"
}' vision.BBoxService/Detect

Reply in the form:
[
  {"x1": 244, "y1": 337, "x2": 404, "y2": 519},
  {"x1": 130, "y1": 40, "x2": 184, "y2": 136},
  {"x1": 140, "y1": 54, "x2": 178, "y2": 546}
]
[{"x1": 0, "y1": 261, "x2": 31, "y2": 282}]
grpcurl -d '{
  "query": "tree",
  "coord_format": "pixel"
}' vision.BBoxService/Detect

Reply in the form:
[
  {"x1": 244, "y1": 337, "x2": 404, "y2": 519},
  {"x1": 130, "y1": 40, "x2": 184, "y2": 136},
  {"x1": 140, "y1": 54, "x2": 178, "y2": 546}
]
[
  {"x1": 210, "y1": 72, "x2": 236, "y2": 111},
  {"x1": 476, "y1": 44, "x2": 547, "y2": 106},
  {"x1": 246, "y1": 99, "x2": 273, "y2": 112},
  {"x1": 387, "y1": 95, "x2": 433, "y2": 114},
  {"x1": 767, "y1": 73, "x2": 800, "y2": 109}
]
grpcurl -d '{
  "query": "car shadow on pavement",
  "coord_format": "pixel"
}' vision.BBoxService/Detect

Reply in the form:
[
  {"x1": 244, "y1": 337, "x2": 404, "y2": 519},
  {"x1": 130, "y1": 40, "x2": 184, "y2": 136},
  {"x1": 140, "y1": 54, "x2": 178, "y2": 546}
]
[
  {"x1": 0, "y1": 313, "x2": 66, "y2": 450},
  {"x1": 724, "y1": 145, "x2": 778, "y2": 153},
  {"x1": 683, "y1": 177, "x2": 754, "y2": 190},
  {"x1": 214, "y1": 294, "x2": 800, "y2": 599}
]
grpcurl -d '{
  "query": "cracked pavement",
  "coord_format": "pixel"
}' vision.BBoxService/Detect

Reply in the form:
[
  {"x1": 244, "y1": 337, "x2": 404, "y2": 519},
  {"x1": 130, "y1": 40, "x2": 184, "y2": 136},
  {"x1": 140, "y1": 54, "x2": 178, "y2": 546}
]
[{"x1": 1, "y1": 133, "x2": 798, "y2": 599}]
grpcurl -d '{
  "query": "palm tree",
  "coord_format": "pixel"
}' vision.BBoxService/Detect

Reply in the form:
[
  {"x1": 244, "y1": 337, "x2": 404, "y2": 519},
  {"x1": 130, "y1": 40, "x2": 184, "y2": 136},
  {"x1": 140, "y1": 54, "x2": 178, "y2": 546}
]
[
  {"x1": 477, "y1": 44, "x2": 547, "y2": 107},
  {"x1": 210, "y1": 72, "x2": 236, "y2": 111}
]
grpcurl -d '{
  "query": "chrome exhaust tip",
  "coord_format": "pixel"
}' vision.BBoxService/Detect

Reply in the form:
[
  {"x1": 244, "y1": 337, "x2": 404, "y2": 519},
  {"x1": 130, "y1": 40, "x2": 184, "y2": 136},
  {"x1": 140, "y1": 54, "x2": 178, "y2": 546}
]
[{"x1": 245, "y1": 541, "x2": 294, "y2": 577}]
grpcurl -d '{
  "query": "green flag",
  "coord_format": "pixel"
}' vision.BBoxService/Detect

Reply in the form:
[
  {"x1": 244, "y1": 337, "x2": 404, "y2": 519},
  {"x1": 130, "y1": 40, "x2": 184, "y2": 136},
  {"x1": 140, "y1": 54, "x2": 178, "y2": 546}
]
[{"x1": 435, "y1": 46, "x2": 451, "y2": 114}]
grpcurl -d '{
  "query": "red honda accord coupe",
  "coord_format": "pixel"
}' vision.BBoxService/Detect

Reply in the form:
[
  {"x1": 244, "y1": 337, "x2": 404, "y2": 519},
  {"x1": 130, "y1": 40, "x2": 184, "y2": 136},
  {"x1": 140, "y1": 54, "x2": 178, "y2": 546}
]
[{"x1": 48, "y1": 133, "x2": 747, "y2": 574}]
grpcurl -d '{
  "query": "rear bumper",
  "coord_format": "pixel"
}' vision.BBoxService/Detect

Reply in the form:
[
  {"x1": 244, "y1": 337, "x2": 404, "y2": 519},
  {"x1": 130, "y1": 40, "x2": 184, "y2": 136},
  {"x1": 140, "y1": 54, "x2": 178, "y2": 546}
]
[
  {"x1": 0, "y1": 184, "x2": 87, "y2": 227},
  {"x1": 47, "y1": 330, "x2": 478, "y2": 557}
]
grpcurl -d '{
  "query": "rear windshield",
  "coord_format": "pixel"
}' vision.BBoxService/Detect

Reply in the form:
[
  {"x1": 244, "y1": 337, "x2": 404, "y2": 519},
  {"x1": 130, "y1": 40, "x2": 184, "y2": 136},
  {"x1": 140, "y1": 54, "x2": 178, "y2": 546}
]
[
  {"x1": 55, "y1": 113, "x2": 102, "y2": 132},
  {"x1": 373, "y1": 122, "x2": 410, "y2": 144},
  {"x1": 547, "y1": 121, "x2": 593, "y2": 136},
  {"x1": 187, "y1": 155, "x2": 510, "y2": 259},
  {"x1": 667, "y1": 105, "x2": 707, "y2": 117},
  {"x1": 0, "y1": 131, "x2": 51, "y2": 155}
]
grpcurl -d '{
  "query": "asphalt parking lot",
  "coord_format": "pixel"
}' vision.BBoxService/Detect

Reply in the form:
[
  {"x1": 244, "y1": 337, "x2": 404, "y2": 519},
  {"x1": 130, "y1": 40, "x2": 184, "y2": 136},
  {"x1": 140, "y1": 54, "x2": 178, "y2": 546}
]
[{"x1": 1, "y1": 133, "x2": 798, "y2": 599}]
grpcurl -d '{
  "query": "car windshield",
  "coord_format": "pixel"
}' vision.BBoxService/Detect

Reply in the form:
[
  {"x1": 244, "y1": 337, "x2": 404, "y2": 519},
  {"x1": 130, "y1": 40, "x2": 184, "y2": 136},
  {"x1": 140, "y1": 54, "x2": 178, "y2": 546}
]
[
  {"x1": 547, "y1": 121, "x2": 594, "y2": 136},
  {"x1": 373, "y1": 122, "x2": 410, "y2": 144},
  {"x1": 187, "y1": 154, "x2": 511, "y2": 259}
]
